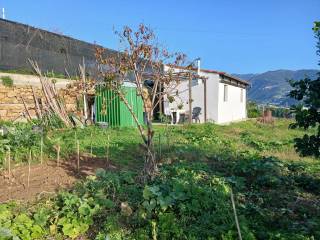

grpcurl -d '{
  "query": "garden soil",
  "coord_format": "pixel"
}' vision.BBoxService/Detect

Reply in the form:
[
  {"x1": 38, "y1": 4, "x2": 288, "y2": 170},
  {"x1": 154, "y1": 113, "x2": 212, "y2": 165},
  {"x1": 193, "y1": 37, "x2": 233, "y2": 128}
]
[{"x1": 0, "y1": 155, "x2": 116, "y2": 202}]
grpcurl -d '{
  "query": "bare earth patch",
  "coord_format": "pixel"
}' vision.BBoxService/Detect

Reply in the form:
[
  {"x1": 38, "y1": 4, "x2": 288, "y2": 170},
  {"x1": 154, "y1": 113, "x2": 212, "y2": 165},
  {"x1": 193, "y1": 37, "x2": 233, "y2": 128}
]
[{"x1": 0, "y1": 156, "x2": 116, "y2": 202}]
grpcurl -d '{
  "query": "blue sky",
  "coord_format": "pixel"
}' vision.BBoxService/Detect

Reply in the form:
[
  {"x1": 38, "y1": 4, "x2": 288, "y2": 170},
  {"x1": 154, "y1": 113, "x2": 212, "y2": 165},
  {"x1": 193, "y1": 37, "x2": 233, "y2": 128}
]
[{"x1": 0, "y1": 0, "x2": 319, "y2": 73}]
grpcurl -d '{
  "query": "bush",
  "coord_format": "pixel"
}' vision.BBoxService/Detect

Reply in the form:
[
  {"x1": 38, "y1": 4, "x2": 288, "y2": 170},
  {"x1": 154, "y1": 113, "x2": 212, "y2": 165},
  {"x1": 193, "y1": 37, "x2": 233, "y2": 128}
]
[
  {"x1": 1, "y1": 76, "x2": 13, "y2": 87},
  {"x1": 247, "y1": 101, "x2": 261, "y2": 118}
]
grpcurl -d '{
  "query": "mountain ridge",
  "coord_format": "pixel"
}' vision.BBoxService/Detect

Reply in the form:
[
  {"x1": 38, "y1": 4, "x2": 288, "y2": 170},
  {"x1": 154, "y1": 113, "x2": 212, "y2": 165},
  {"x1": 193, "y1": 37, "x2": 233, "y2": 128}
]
[{"x1": 234, "y1": 69, "x2": 319, "y2": 106}]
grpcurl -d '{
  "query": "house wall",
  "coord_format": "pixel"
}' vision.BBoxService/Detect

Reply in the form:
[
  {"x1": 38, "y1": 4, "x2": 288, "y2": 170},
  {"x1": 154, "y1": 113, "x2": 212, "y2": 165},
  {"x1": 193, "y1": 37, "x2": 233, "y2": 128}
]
[
  {"x1": 172, "y1": 79, "x2": 206, "y2": 123},
  {"x1": 217, "y1": 83, "x2": 247, "y2": 123},
  {"x1": 163, "y1": 66, "x2": 247, "y2": 124},
  {"x1": 163, "y1": 65, "x2": 207, "y2": 123},
  {"x1": 201, "y1": 72, "x2": 220, "y2": 123}
]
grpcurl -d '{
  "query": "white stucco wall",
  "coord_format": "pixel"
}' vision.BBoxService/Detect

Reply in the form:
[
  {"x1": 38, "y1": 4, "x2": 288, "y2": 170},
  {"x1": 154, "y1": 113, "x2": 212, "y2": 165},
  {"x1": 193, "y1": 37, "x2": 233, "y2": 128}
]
[
  {"x1": 163, "y1": 65, "x2": 207, "y2": 123},
  {"x1": 217, "y1": 83, "x2": 247, "y2": 123},
  {"x1": 202, "y1": 72, "x2": 220, "y2": 123},
  {"x1": 163, "y1": 66, "x2": 247, "y2": 124}
]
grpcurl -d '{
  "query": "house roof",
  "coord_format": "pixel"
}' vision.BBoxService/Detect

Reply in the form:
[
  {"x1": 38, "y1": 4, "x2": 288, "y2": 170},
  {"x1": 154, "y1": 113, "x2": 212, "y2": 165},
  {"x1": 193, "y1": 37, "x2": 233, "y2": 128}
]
[{"x1": 166, "y1": 65, "x2": 250, "y2": 87}]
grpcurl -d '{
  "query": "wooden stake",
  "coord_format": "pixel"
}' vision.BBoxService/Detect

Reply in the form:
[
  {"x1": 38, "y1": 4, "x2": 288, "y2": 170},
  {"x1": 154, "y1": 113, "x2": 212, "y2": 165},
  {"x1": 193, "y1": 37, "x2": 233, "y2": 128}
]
[
  {"x1": 77, "y1": 140, "x2": 80, "y2": 171},
  {"x1": 106, "y1": 135, "x2": 110, "y2": 165},
  {"x1": 90, "y1": 131, "x2": 93, "y2": 158},
  {"x1": 40, "y1": 136, "x2": 43, "y2": 164},
  {"x1": 28, "y1": 150, "x2": 31, "y2": 188},
  {"x1": 56, "y1": 145, "x2": 60, "y2": 167},
  {"x1": 158, "y1": 133, "x2": 162, "y2": 160},
  {"x1": 74, "y1": 131, "x2": 77, "y2": 148},
  {"x1": 8, "y1": 147, "x2": 11, "y2": 179}
]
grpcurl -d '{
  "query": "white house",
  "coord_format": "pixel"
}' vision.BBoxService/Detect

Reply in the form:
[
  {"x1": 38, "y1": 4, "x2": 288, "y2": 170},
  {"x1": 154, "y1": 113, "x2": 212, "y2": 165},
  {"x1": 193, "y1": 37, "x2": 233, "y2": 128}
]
[{"x1": 163, "y1": 65, "x2": 249, "y2": 124}]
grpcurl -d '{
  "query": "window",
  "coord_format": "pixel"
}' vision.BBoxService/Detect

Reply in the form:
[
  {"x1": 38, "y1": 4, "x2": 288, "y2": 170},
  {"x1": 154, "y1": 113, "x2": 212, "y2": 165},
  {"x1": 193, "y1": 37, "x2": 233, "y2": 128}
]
[
  {"x1": 240, "y1": 89, "x2": 244, "y2": 103},
  {"x1": 223, "y1": 85, "x2": 228, "y2": 102}
]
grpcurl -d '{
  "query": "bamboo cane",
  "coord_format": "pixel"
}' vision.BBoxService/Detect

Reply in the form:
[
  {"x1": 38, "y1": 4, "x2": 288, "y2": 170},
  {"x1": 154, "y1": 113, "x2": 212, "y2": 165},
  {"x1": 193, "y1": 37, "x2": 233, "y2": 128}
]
[
  {"x1": 21, "y1": 96, "x2": 32, "y2": 121},
  {"x1": 74, "y1": 131, "x2": 77, "y2": 149},
  {"x1": 28, "y1": 150, "x2": 31, "y2": 188},
  {"x1": 77, "y1": 140, "x2": 80, "y2": 172},
  {"x1": 8, "y1": 147, "x2": 11, "y2": 179},
  {"x1": 57, "y1": 145, "x2": 60, "y2": 167},
  {"x1": 158, "y1": 133, "x2": 162, "y2": 160},
  {"x1": 90, "y1": 131, "x2": 93, "y2": 158},
  {"x1": 106, "y1": 135, "x2": 110, "y2": 165},
  {"x1": 32, "y1": 86, "x2": 42, "y2": 119},
  {"x1": 40, "y1": 136, "x2": 43, "y2": 164},
  {"x1": 28, "y1": 59, "x2": 72, "y2": 126}
]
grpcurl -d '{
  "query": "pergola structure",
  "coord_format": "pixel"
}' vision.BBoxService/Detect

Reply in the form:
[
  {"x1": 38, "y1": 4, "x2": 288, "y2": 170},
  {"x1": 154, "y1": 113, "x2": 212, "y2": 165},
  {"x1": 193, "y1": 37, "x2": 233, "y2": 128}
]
[{"x1": 142, "y1": 69, "x2": 208, "y2": 124}]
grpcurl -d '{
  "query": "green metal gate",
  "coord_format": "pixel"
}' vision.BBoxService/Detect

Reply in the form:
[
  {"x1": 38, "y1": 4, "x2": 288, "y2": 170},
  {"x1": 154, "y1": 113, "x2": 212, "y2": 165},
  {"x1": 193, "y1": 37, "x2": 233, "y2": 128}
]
[{"x1": 95, "y1": 86, "x2": 144, "y2": 127}]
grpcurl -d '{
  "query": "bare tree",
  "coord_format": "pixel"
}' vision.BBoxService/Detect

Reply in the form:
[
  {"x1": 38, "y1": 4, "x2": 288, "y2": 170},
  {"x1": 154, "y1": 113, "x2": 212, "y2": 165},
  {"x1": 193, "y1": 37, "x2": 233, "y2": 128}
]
[{"x1": 95, "y1": 24, "x2": 200, "y2": 181}]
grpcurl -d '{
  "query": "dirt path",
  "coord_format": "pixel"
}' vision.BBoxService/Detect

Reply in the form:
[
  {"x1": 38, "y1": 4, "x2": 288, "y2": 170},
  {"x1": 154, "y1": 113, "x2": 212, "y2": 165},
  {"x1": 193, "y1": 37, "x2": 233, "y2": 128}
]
[{"x1": 0, "y1": 155, "x2": 116, "y2": 203}]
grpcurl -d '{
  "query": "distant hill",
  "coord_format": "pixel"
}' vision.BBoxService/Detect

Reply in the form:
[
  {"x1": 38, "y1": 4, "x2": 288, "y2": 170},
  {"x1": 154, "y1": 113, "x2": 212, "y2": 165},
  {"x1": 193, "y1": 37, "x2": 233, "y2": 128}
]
[{"x1": 234, "y1": 69, "x2": 319, "y2": 106}]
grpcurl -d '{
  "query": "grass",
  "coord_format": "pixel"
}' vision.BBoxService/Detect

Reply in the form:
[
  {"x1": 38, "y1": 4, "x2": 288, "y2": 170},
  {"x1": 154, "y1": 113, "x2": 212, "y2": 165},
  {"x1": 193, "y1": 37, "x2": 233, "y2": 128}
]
[{"x1": 0, "y1": 119, "x2": 319, "y2": 239}]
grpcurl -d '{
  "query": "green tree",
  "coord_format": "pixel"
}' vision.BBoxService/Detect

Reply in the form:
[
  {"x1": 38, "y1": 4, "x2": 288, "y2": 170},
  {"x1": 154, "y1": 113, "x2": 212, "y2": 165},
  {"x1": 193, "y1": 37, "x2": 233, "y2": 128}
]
[
  {"x1": 247, "y1": 101, "x2": 261, "y2": 118},
  {"x1": 288, "y1": 21, "x2": 320, "y2": 157}
]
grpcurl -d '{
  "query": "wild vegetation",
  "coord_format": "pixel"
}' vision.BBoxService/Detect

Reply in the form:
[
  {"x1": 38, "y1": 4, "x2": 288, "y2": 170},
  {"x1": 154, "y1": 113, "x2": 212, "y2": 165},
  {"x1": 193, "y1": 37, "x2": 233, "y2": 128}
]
[
  {"x1": 289, "y1": 21, "x2": 320, "y2": 158},
  {"x1": 0, "y1": 119, "x2": 319, "y2": 240},
  {"x1": 0, "y1": 76, "x2": 13, "y2": 87}
]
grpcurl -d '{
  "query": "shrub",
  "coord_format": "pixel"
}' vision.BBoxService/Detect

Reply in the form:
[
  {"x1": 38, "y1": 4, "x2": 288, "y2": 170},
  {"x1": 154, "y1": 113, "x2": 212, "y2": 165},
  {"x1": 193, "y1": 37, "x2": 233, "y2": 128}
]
[
  {"x1": 1, "y1": 76, "x2": 13, "y2": 87},
  {"x1": 247, "y1": 101, "x2": 261, "y2": 118}
]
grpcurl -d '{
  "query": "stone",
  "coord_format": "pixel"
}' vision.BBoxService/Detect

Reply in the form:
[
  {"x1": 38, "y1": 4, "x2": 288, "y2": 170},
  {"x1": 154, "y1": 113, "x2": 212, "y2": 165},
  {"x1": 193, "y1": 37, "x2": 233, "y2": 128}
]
[{"x1": 0, "y1": 110, "x2": 7, "y2": 116}]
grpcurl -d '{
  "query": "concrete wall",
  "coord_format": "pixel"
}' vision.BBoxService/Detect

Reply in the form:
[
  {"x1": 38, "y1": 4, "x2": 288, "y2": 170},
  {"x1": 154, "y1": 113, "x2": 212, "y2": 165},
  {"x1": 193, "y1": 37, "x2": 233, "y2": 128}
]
[
  {"x1": 0, "y1": 72, "x2": 70, "y2": 89},
  {"x1": 0, "y1": 18, "x2": 115, "y2": 76}
]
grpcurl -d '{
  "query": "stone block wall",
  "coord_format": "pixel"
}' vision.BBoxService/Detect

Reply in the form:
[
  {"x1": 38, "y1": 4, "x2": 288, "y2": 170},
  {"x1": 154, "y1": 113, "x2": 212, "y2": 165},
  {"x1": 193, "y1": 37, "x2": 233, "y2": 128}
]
[{"x1": 0, "y1": 84, "x2": 81, "y2": 121}]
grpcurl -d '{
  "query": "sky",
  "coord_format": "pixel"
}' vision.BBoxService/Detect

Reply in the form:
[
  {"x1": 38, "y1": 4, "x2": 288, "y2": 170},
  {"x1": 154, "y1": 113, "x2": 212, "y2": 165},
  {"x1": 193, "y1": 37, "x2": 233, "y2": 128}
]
[{"x1": 0, "y1": 0, "x2": 319, "y2": 74}]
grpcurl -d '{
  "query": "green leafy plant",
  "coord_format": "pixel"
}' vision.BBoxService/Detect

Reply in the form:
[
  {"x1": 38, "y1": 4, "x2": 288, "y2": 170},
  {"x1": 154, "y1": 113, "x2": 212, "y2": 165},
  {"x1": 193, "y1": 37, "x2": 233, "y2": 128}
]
[
  {"x1": 1, "y1": 76, "x2": 13, "y2": 87},
  {"x1": 247, "y1": 101, "x2": 261, "y2": 118}
]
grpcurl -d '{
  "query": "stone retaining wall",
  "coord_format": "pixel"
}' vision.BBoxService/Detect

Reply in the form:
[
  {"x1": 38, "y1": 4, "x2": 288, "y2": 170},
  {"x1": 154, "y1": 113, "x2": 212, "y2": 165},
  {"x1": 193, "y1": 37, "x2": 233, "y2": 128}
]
[{"x1": 0, "y1": 83, "x2": 81, "y2": 121}]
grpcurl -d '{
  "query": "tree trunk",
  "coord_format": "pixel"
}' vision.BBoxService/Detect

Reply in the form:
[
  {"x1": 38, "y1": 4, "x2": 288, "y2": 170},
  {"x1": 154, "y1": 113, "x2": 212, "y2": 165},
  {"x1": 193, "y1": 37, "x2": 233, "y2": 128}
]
[{"x1": 140, "y1": 118, "x2": 158, "y2": 182}]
